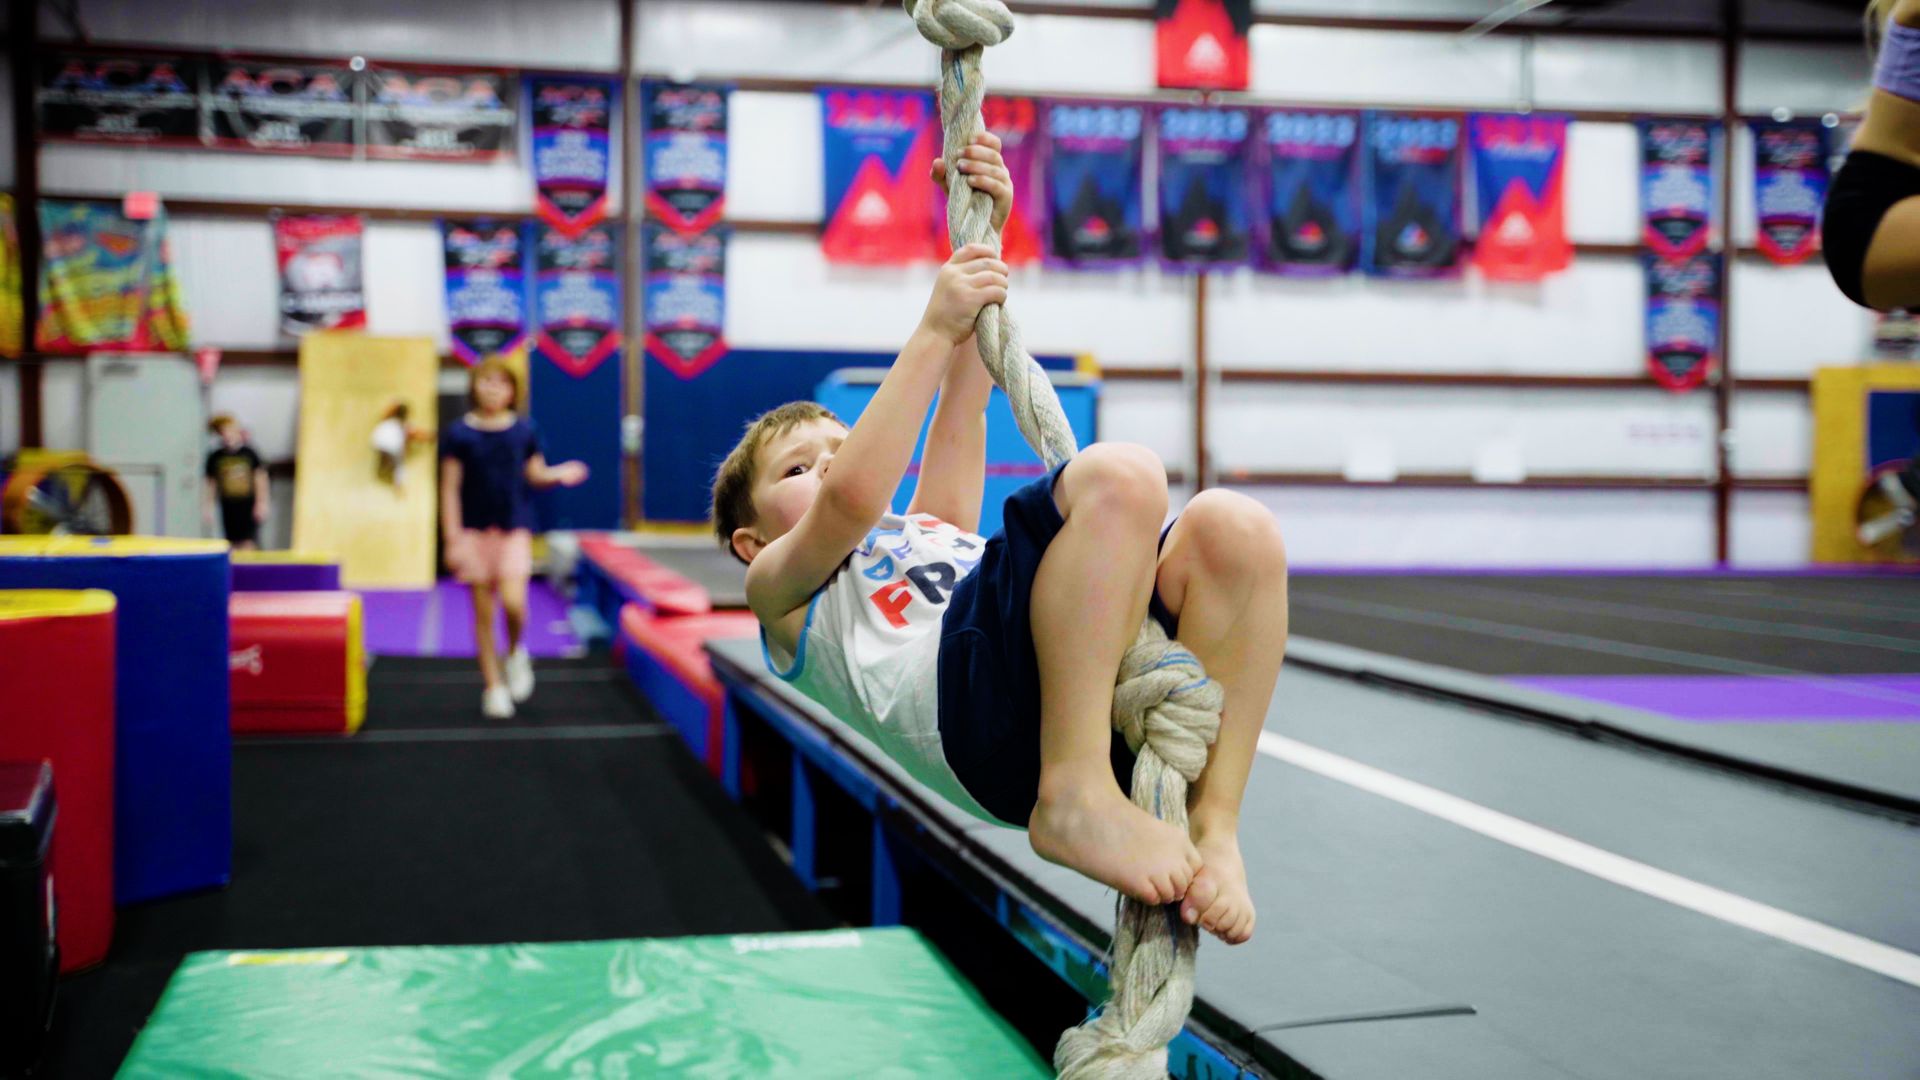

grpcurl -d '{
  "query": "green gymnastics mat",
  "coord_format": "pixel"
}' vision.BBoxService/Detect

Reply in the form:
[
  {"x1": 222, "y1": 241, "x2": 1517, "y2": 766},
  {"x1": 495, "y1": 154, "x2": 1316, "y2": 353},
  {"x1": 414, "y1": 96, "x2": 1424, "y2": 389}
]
[{"x1": 118, "y1": 928, "x2": 1049, "y2": 1078}]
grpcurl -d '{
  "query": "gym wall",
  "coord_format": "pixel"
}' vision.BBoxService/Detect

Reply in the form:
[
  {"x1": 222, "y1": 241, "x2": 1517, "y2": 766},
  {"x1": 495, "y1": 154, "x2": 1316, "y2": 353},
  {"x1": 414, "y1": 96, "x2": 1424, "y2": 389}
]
[{"x1": 0, "y1": 0, "x2": 1877, "y2": 566}]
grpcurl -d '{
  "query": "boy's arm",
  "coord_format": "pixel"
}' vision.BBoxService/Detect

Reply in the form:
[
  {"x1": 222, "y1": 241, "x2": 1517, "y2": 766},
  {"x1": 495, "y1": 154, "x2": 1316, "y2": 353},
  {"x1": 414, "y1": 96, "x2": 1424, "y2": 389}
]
[
  {"x1": 905, "y1": 335, "x2": 991, "y2": 533},
  {"x1": 747, "y1": 244, "x2": 1008, "y2": 622},
  {"x1": 253, "y1": 467, "x2": 271, "y2": 519}
]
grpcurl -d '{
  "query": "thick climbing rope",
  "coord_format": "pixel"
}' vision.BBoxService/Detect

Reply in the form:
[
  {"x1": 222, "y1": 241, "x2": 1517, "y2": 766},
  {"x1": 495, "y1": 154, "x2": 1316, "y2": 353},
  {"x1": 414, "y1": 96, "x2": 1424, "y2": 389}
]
[{"x1": 904, "y1": 3, "x2": 1224, "y2": 1076}]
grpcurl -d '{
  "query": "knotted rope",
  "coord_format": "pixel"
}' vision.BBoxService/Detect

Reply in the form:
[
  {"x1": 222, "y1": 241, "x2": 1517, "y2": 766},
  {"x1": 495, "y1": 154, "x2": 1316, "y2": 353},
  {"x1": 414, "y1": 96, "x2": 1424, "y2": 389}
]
[{"x1": 904, "y1": 2, "x2": 1222, "y2": 1075}]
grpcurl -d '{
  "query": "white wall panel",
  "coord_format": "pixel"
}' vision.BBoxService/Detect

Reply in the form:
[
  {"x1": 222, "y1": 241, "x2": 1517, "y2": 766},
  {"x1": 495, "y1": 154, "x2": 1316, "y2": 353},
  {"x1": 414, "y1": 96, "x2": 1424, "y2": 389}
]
[
  {"x1": 1250, "y1": 26, "x2": 1523, "y2": 106},
  {"x1": 1564, "y1": 122, "x2": 1641, "y2": 245},
  {"x1": 1099, "y1": 380, "x2": 1191, "y2": 474},
  {"x1": 39, "y1": 363, "x2": 84, "y2": 451},
  {"x1": 209, "y1": 367, "x2": 301, "y2": 464},
  {"x1": 171, "y1": 218, "x2": 280, "y2": 349},
  {"x1": 1729, "y1": 261, "x2": 1873, "y2": 378},
  {"x1": 0, "y1": 365, "x2": 18, "y2": 455},
  {"x1": 726, "y1": 92, "x2": 825, "y2": 223},
  {"x1": 1531, "y1": 38, "x2": 1721, "y2": 114},
  {"x1": 1729, "y1": 391, "x2": 1813, "y2": 478},
  {"x1": 362, "y1": 223, "x2": 454, "y2": 348},
  {"x1": 639, "y1": 2, "x2": 935, "y2": 85},
  {"x1": 1737, "y1": 43, "x2": 1870, "y2": 116},
  {"x1": 1729, "y1": 490, "x2": 1811, "y2": 567}
]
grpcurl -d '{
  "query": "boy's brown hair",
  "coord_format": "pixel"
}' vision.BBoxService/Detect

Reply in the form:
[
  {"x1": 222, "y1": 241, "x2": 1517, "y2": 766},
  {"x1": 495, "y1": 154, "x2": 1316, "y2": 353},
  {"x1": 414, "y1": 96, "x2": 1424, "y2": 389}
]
[
  {"x1": 468, "y1": 356, "x2": 521, "y2": 409},
  {"x1": 208, "y1": 413, "x2": 238, "y2": 436},
  {"x1": 711, "y1": 401, "x2": 846, "y2": 564}
]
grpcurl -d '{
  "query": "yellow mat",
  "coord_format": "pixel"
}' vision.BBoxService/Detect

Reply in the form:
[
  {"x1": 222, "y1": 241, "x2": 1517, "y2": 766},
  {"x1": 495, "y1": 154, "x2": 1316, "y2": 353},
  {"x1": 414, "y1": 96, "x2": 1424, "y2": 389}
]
[
  {"x1": 1810, "y1": 364, "x2": 1920, "y2": 564},
  {"x1": 292, "y1": 334, "x2": 440, "y2": 588}
]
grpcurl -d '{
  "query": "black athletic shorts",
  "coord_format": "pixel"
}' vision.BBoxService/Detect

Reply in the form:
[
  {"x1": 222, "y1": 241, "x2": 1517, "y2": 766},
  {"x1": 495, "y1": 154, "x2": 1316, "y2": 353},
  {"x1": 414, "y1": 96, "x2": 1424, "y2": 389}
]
[
  {"x1": 220, "y1": 501, "x2": 259, "y2": 546},
  {"x1": 935, "y1": 461, "x2": 1179, "y2": 828},
  {"x1": 1824, "y1": 149, "x2": 1920, "y2": 309}
]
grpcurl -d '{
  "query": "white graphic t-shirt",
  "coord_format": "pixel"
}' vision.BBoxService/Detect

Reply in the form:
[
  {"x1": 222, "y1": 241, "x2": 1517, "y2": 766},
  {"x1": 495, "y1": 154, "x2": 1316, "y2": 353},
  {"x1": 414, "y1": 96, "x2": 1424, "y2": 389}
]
[{"x1": 762, "y1": 511, "x2": 999, "y2": 823}]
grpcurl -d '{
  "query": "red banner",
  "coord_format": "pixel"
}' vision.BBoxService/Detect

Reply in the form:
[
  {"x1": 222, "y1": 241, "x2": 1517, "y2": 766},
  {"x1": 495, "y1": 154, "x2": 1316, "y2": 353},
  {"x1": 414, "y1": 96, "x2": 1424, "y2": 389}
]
[{"x1": 1155, "y1": 0, "x2": 1251, "y2": 92}]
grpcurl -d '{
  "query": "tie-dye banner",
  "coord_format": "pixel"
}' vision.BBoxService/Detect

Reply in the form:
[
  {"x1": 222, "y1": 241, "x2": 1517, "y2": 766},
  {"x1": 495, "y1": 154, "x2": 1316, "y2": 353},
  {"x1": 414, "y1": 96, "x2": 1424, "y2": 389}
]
[
  {"x1": 820, "y1": 88, "x2": 939, "y2": 264},
  {"x1": 1644, "y1": 253, "x2": 1721, "y2": 392},
  {"x1": 440, "y1": 220, "x2": 527, "y2": 365},
  {"x1": 1468, "y1": 112, "x2": 1572, "y2": 281},
  {"x1": 531, "y1": 76, "x2": 616, "y2": 236},
  {"x1": 1254, "y1": 109, "x2": 1360, "y2": 276},
  {"x1": 1750, "y1": 120, "x2": 1831, "y2": 266},
  {"x1": 1362, "y1": 111, "x2": 1464, "y2": 278},
  {"x1": 1042, "y1": 101, "x2": 1147, "y2": 267},
  {"x1": 643, "y1": 81, "x2": 728, "y2": 236},
  {"x1": 1639, "y1": 119, "x2": 1719, "y2": 260},
  {"x1": 1157, "y1": 105, "x2": 1253, "y2": 269},
  {"x1": 36, "y1": 201, "x2": 189, "y2": 351}
]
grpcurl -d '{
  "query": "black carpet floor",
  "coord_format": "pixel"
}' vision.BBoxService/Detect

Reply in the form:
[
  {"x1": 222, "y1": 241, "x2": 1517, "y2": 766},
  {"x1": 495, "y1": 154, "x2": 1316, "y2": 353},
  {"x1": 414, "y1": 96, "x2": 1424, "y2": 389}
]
[
  {"x1": 1290, "y1": 573, "x2": 1920, "y2": 676},
  {"x1": 37, "y1": 657, "x2": 830, "y2": 1079}
]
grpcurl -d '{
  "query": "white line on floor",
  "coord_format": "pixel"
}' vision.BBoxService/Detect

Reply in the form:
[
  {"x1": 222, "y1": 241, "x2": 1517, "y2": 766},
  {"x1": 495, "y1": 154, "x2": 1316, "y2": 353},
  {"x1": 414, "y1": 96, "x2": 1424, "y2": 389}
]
[
  {"x1": 1256, "y1": 731, "x2": 1920, "y2": 989},
  {"x1": 242, "y1": 724, "x2": 673, "y2": 746}
]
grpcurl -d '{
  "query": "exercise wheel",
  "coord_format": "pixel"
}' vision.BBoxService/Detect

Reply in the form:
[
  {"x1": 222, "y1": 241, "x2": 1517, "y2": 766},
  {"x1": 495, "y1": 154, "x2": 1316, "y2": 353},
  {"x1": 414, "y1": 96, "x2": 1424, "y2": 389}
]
[{"x1": 1, "y1": 454, "x2": 134, "y2": 535}]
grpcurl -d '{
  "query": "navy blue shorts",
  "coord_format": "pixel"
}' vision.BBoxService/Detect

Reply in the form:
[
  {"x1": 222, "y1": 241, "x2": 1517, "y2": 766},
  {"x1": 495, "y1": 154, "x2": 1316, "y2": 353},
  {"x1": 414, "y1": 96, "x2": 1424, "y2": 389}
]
[{"x1": 936, "y1": 462, "x2": 1180, "y2": 828}]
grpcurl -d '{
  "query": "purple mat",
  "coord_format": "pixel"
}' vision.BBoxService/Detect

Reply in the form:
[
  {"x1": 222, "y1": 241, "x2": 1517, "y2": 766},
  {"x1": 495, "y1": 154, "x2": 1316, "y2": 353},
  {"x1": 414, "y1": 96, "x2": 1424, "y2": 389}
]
[
  {"x1": 1293, "y1": 565, "x2": 1920, "y2": 578},
  {"x1": 1510, "y1": 674, "x2": 1920, "y2": 722},
  {"x1": 358, "y1": 580, "x2": 578, "y2": 659}
]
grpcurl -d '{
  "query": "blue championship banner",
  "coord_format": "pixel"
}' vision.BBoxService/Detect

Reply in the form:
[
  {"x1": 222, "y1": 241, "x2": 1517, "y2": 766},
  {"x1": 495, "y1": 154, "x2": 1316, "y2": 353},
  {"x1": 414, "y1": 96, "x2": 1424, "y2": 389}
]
[
  {"x1": 643, "y1": 81, "x2": 729, "y2": 236},
  {"x1": 441, "y1": 220, "x2": 527, "y2": 365},
  {"x1": 1639, "y1": 119, "x2": 1718, "y2": 260},
  {"x1": 531, "y1": 76, "x2": 616, "y2": 237},
  {"x1": 643, "y1": 223, "x2": 728, "y2": 380},
  {"x1": 1644, "y1": 253, "x2": 1721, "y2": 392},
  {"x1": 1750, "y1": 120, "x2": 1831, "y2": 266},
  {"x1": 534, "y1": 224, "x2": 620, "y2": 378},
  {"x1": 1156, "y1": 105, "x2": 1252, "y2": 269},
  {"x1": 1254, "y1": 109, "x2": 1360, "y2": 276},
  {"x1": 531, "y1": 223, "x2": 622, "y2": 530},
  {"x1": 1361, "y1": 111, "x2": 1464, "y2": 278},
  {"x1": 1043, "y1": 101, "x2": 1147, "y2": 267}
]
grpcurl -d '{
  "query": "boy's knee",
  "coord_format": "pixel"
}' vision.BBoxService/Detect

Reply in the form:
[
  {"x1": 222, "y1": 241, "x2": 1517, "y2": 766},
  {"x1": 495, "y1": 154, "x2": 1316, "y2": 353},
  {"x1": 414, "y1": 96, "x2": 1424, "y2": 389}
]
[
  {"x1": 1065, "y1": 443, "x2": 1168, "y2": 526},
  {"x1": 1184, "y1": 490, "x2": 1285, "y2": 578}
]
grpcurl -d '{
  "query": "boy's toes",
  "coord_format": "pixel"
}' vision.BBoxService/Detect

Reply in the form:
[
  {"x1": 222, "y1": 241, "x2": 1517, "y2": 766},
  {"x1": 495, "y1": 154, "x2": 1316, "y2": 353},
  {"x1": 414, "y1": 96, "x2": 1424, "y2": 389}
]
[{"x1": 1181, "y1": 870, "x2": 1221, "y2": 926}]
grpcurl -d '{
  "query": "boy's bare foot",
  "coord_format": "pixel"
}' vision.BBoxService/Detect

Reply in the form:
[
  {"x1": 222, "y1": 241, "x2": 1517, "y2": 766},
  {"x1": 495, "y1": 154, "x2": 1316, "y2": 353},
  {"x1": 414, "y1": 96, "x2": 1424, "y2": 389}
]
[
  {"x1": 1029, "y1": 780, "x2": 1202, "y2": 906},
  {"x1": 1182, "y1": 829, "x2": 1256, "y2": 945}
]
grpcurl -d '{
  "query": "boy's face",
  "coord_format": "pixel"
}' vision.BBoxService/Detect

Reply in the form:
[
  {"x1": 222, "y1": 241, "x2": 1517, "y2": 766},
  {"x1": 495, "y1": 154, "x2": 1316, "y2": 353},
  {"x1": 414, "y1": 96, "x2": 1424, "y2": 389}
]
[
  {"x1": 217, "y1": 422, "x2": 243, "y2": 449},
  {"x1": 735, "y1": 418, "x2": 847, "y2": 562},
  {"x1": 474, "y1": 371, "x2": 515, "y2": 413}
]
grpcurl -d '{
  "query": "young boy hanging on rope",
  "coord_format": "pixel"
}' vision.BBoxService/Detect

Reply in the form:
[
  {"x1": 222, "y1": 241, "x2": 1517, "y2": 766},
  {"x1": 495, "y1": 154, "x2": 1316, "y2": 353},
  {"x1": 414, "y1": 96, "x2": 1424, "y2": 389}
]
[{"x1": 712, "y1": 132, "x2": 1285, "y2": 945}]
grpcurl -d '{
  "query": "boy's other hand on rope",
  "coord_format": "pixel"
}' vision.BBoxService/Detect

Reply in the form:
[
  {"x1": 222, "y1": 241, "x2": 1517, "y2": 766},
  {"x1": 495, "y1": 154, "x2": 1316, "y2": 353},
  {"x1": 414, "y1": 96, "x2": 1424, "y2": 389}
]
[
  {"x1": 931, "y1": 131, "x2": 1014, "y2": 232},
  {"x1": 920, "y1": 243, "x2": 1009, "y2": 344}
]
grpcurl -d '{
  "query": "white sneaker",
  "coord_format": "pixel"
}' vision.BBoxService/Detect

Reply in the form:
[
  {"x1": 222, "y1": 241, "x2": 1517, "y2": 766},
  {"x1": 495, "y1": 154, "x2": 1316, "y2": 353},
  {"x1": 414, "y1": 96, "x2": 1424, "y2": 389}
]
[
  {"x1": 505, "y1": 647, "x2": 535, "y2": 703},
  {"x1": 482, "y1": 684, "x2": 516, "y2": 720}
]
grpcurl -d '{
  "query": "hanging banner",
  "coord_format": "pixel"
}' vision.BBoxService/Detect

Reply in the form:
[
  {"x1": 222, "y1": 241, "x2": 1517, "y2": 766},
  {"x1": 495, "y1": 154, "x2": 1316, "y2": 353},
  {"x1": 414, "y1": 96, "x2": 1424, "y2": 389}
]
[
  {"x1": 820, "y1": 87, "x2": 940, "y2": 264},
  {"x1": 1361, "y1": 111, "x2": 1464, "y2": 278},
  {"x1": 1639, "y1": 119, "x2": 1718, "y2": 260},
  {"x1": 273, "y1": 214, "x2": 366, "y2": 337},
  {"x1": 530, "y1": 75, "x2": 616, "y2": 236},
  {"x1": 364, "y1": 67, "x2": 515, "y2": 161},
  {"x1": 38, "y1": 53, "x2": 203, "y2": 146},
  {"x1": 1043, "y1": 101, "x2": 1147, "y2": 267},
  {"x1": 1155, "y1": 0, "x2": 1252, "y2": 92},
  {"x1": 1157, "y1": 105, "x2": 1252, "y2": 269},
  {"x1": 440, "y1": 220, "x2": 528, "y2": 365},
  {"x1": 534, "y1": 224, "x2": 621, "y2": 379},
  {"x1": 35, "y1": 201, "x2": 190, "y2": 351},
  {"x1": 1254, "y1": 110, "x2": 1361, "y2": 276},
  {"x1": 644, "y1": 224, "x2": 728, "y2": 380},
  {"x1": 643, "y1": 81, "x2": 729, "y2": 236},
  {"x1": 0, "y1": 195, "x2": 19, "y2": 358},
  {"x1": 934, "y1": 95, "x2": 1042, "y2": 265},
  {"x1": 206, "y1": 60, "x2": 356, "y2": 156},
  {"x1": 1644, "y1": 253, "x2": 1721, "y2": 392},
  {"x1": 1750, "y1": 120, "x2": 1831, "y2": 266},
  {"x1": 1468, "y1": 112, "x2": 1572, "y2": 281}
]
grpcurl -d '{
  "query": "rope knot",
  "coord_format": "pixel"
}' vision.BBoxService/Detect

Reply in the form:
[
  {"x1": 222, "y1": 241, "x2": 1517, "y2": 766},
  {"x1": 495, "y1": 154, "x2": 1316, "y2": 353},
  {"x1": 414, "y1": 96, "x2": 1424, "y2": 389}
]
[
  {"x1": 904, "y1": 0, "x2": 1014, "y2": 50},
  {"x1": 1113, "y1": 629, "x2": 1223, "y2": 784}
]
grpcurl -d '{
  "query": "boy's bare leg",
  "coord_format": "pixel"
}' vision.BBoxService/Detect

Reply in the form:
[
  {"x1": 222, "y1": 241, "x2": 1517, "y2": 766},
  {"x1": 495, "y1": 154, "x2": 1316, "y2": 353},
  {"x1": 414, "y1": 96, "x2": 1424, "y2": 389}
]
[
  {"x1": 1152, "y1": 490, "x2": 1289, "y2": 945},
  {"x1": 471, "y1": 584, "x2": 505, "y2": 689},
  {"x1": 1027, "y1": 443, "x2": 1203, "y2": 906}
]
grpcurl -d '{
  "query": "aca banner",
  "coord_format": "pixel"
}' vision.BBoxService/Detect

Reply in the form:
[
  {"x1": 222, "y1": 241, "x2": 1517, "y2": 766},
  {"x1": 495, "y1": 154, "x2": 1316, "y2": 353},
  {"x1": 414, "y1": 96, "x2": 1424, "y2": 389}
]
[
  {"x1": 1043, "y1": 100, "x2": 1147, "y2": 267},
  {"x1": 1750, "y1": 120, "x2": 1831, "y2": 266},
  {"x1": 1639, "y1": 119, "x2": 1718, "y2": 259},
  {"x1": 533, "y1": 224, "x2": 621, "y2": 379},
  {"x1": 934, "y1": 95, "x2": 1042, "y2": 264},
  {"x1": 1157, "y1": 105, "x2": 1252, "y2": 269},
  {"x1": 1644, "y1": 253, "x2": 1721, "y2": 392},
  {"x1": 0, "y1": 195, "x2": 19, "y2": 358},
  {"x1": 36, "y1": 201, "x2": 189, "y2": 351},
  {"x1": 820, "y1": 88, "x2": 939, "y2": 264},
  {"x1": 1254, "y1": 110, "x2": 1360, "y2": 275},
  {"x1": 364, "y1": 67, "x2": 515, "y2": 160},
  {"x1": 1155, "y1": 0, "x2": 1251, "y2": 92},
  {"x1": 644, "y1": 223, "x2": 728, "y2": 380},
  {"x1": 531, "y1": 76, "x2": 616, "y2": 236},
  {"x1": 38, "y1": 53, "x2": 203, "y2": 146},
  {"x1": 273, "y1": 213, "x2": 366, "y2": 336},
  {"x1": 440, "y1": 220, "x2": 527, "y2": 365},
  {"x1": 206, "y1": 61, "x2": 356, "y2": 155},
  {"x1": 1362, "y1": 111, "x2": 1464, "y2": 278},
  {"x1": 643, "y1": 81, "x2": 729, "y2": 235},
  {"x1": 1468, "y1": 112, "x2": 1571, "y2": 281}
]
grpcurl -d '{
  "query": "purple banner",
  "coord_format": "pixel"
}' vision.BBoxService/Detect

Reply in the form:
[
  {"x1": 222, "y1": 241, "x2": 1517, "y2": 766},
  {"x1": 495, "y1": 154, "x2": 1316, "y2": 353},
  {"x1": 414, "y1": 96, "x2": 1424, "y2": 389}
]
[
  {"x1": 1254, "y1": 109, "x2": 1360, "y2": 275},
  {"x1": 1156, "y1": 105, "x2": 1252, "y2": 269}
]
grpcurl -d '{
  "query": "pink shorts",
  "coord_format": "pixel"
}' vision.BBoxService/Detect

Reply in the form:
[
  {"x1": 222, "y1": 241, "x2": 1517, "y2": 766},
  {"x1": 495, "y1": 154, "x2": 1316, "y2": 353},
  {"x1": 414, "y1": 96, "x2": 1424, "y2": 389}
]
[{"x1": 447, "y1": 528, "x2": 533, "y2": 586}]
